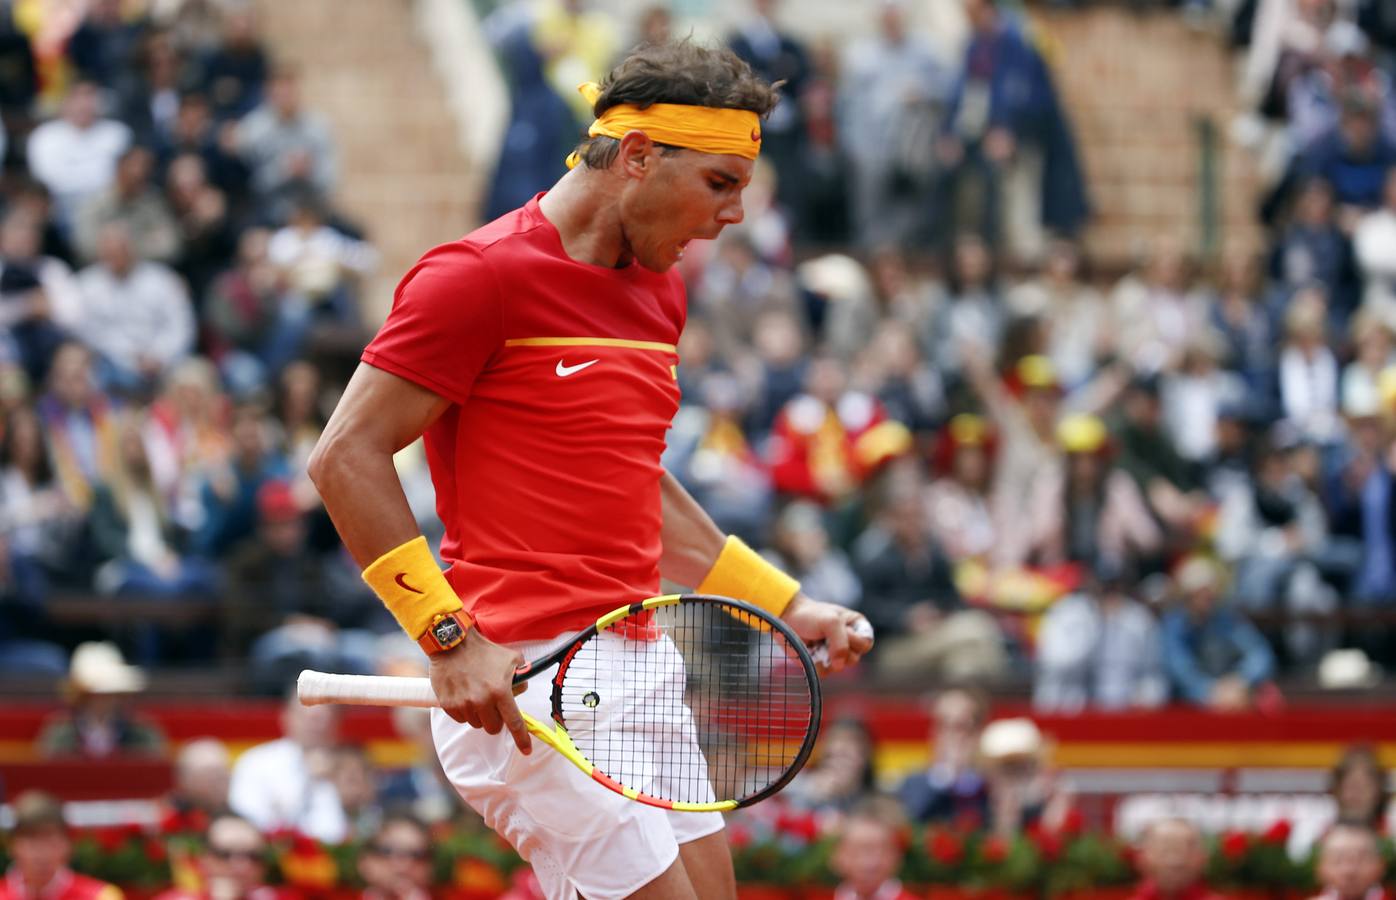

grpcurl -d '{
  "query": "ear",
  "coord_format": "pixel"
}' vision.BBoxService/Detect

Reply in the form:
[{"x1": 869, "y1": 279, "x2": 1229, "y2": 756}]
[{"x1": 617, "y1": 130, "x2": 656, "y2": 179}]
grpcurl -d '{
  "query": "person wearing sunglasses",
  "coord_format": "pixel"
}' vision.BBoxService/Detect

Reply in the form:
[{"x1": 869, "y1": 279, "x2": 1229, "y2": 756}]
[
  {"x1": 155, "y1": 815, "x2": 282, "y2": 900},
  {"x1": 357, "y1": 816, "x2": 432, "y2": 900}
]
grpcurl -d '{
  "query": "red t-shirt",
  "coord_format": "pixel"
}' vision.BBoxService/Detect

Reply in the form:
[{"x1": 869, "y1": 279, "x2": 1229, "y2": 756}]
[
  {"x1": 362, "y1": 196, "x2": 685, "y2": 642},
  {"x1": 0, "y1": 869, "x2": 122, "y2": 900}
]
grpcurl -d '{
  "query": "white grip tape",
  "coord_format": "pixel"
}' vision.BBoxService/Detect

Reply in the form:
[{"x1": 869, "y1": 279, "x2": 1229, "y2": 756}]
[
  {"x1": 297, "y1": 670, "x2": 438, "y2": 708},
  {"x1": 809, "y1": 617, "x2": 875, "y2": 667}
]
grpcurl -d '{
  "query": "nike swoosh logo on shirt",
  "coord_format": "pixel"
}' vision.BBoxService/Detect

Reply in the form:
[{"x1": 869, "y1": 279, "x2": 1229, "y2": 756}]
[{"x1": 555, "y1": 359, "x2": 599, "y2": 377}]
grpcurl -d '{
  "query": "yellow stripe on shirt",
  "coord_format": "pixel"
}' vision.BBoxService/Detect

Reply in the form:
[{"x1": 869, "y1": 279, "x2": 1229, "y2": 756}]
[{"x1": 504, "y1": 337, "x2": 677, "y2": 353}]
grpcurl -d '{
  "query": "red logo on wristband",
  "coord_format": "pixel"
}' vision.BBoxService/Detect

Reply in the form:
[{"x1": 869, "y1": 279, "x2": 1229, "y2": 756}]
[{"x1": 394, "y1": 573, "x2": 424, "y2": 594}]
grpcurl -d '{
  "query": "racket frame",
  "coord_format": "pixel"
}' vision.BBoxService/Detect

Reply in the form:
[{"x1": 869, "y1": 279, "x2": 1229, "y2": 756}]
[{"x1": 510, "y1": 592, "x2": 822, "y2": 812}]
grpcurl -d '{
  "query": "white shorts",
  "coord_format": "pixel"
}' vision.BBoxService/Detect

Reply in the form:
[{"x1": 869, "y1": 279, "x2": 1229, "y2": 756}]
[{"x1": 431, "y1": 632, "x2": 726, "y2": 900}]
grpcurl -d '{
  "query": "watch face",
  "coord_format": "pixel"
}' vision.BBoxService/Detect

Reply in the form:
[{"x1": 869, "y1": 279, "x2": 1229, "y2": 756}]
[{"x1": 433, "y1": 616, "x2": 464, "y2": 647}]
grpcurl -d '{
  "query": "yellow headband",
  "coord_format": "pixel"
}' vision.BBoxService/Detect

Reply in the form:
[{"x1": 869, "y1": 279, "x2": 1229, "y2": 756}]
[{"x1": 565, "y1": 82, "x2": 762, "y2": 169}]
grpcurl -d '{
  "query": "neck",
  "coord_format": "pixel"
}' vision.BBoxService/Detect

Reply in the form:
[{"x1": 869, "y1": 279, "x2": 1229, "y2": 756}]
[{"x1": 537, "y1": 168, "x2": 631, "y2": 268}]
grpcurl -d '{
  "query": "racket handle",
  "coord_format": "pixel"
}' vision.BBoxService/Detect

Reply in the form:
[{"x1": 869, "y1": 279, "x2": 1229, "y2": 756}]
[
  {"x1": 809, "y1": 617, "x2": 875, "y2": 667},
  {"x1": 298, "y1": 670, "x2": 439, "y2": 708}
]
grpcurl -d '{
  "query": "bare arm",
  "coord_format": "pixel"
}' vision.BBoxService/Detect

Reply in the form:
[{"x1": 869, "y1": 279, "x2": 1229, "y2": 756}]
[
  {"x1": 658, "y1": 471, "x2": 873, "y2": 670},
  {"x1": 308, "y1": 363, "x2": 530, "y2": 752}
]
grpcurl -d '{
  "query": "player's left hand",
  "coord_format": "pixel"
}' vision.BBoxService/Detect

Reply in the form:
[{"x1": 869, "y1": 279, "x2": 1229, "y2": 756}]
[{"x1": 781, "y1": 593, "x2": 873, "y2": 673}]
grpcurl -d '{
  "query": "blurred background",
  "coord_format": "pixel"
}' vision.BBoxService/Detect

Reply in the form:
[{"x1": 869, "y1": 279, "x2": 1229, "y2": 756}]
[{"x1": 1, "y1": 0, "x2": 1395, "y2": 896}]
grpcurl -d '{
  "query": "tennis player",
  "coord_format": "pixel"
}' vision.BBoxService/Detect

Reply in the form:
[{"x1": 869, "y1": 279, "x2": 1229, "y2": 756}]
[{"x1": 308, "y1": 41, "x2": 873, "y2": 900}]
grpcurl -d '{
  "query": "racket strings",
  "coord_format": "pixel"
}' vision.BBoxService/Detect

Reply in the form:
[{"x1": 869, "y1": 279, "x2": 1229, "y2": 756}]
[{"x1": 555, "y1": 600, "x2": 816, "y2": 805}]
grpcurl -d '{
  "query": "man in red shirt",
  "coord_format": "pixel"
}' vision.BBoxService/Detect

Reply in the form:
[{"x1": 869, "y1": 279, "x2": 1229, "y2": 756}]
[
  {"x1": 0, "y1": 792, "x2": 121, "y2": 900},
  {"x1": 831, "y1": 797, "x2": 919, "y2": 900},
  {"x1": 1129, "y1": 818, "x2": 1222, "y2": 900},
  {"x1": 309, "y1": 40, "x2": 871, "y2": 900},
  {"x1": 1310, "y1": 822, "x2": 1388, "y2": 900}
]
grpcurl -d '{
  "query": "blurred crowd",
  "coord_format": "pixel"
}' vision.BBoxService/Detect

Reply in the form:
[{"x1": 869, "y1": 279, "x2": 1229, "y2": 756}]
[{"x1": 7, "y1": 682, "x2": 1395, "y2": 899}]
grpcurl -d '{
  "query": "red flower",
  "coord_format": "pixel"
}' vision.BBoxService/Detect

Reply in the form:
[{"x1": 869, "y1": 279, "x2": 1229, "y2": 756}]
[
  {"x1": 91, "y1": 827, "x2": 128, "y2": 852},
  {"x1": 1262, "y1": 820, "x2": 1292, "y2": 845},
  {"x1": 727, "y1": 823, "x2": 753, "y2": 851},
  {"x1": 927, "y1": 830, "x2": 964, "y2": 866},
  {"x1": 1221, "y1": 831, "x2": 1250, "y2": 862},
  {"x1": 1059, "y1": 807, "x2": 1085, "y2": 837},
  {"x1": 266, "y1": 827, "x2": 296, "y2": 844},
  {"x1": 1027, "y1": 823, "x2": 1062, "y2": 861},
  {"x1": 981, "y1": 835, "x2": 1009, "y2": 864},
  {"x1": 144, "y1": 838, "x2": 168, "y2": 862},
  {"x1": 159, "y1": 809, "x2": 186, "y2": 835},
  {"x1": 187, "y1": 809, "x2": 210, "y2": 834},
  {"x1": 775, "y1": 810, "x2": 819, "y2": 844},
  {"x1": 289, "y1": 833, "x2": 321, "y2": 856}
]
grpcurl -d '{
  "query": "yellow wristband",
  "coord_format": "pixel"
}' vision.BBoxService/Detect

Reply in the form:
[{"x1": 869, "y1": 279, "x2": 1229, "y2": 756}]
[
  {"x1": 362, "y1": 536, "x2": 466, "y2": 639},
  {"x1": 696, "y1": 535, "x2": 801, "y2": 617}
]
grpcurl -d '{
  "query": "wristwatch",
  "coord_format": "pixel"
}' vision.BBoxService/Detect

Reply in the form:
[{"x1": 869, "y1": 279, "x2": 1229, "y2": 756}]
[{"x1": 417, "y1": 610, "x2": 472, "y2": 655}]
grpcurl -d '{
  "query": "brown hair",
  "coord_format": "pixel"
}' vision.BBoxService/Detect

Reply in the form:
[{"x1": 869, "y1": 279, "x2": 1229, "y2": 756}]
[{"x1": 573, "y1": 40, "x2": 780, "y2": 170}]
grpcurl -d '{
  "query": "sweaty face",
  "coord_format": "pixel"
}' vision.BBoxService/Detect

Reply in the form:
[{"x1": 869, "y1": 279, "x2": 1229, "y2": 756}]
[{"x1": 618, "y1": 145, "x2": 750, "y2": 272}]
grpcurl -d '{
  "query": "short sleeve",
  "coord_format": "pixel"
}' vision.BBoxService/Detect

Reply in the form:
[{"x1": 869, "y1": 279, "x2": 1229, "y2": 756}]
[{"x1": 361, "y1": 241, "x2": 502, "y2": 405}]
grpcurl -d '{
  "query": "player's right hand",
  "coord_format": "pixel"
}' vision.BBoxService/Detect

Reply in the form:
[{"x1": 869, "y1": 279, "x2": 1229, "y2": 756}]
[{"x1": 429, "y1": 629, "x2": 532, "y2": 754}]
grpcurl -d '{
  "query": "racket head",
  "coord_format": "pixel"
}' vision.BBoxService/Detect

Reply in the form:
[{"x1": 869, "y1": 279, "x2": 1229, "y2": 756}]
[{"x1": 528, "y1": 593, "x2": 821, "y2": 811}]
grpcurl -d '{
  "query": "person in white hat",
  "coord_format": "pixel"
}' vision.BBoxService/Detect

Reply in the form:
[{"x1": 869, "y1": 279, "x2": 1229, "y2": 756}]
[
  {"x1": 34, "y1": 642, "x2": 165, "y2": 759},
  {"x1": 978, "y1": 717, "x2": 1073, "y2": 838}
]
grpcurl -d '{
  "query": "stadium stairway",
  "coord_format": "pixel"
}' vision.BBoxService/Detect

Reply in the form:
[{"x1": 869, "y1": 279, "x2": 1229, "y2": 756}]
[
  {"x1": 250, "y1": 0, "x2": 482, "y2": 323},
  {"x1": 1033, "y1": 6, "x2": 1265, "y2": 269}
]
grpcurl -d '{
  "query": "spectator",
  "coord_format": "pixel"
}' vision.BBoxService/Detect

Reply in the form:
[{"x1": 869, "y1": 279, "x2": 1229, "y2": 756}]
[
  {"x1": 697, "y1": 230, "x2": 802, "y2": 365},
  {"x1": 120, "y1": 29, "x2": 194, "y2": 146},
  {"x1": 332, "y1": 744, "x2": 382, "y2": 840},
  {"x1": 1007, "y1": 239, "x2": 1110, "y2": 389},
  {"x1": 1115, "y1": 375, "x2": 1209, "y2": 536},
  {"x1": 1330, "y1": 744, "x2": 1393, "y2": 832},
  {"x1": 1354, "y1": 167, "x2": 1396, "y2": 328},
  {"x1": 727, "y1": 0, "x2": 811, "y2": 218},
  {"x1": 236, "y1": 66, "x2": 336, "y2": 209},
  {"x1": 1353, "y1": 371, "x2": 1396, "y2": 610},
  {"x1": 764, "y1": 500, "x2": 860, "y2": 610},
  {"x1": 854, "y1": 320, "x2": 945, "y2": 434},
  {"x1": 1112, "y1": 238, "x2": 1209, "y2": 375},
  {"x1": 1025, "y1": 413, "x2": 1163, "y2": 567},
  {"x1": 36, "y1": 342, "x2": 121, "y2": 513},
  {"x1": 1298, "y1": 94, "x2": 1396, "y2": 213},
  {"x1": 379, "y1": 707, "x2": 460, "y2": 824},
  {"x1": 804, "y1": 252, "x2": 877, "y2": 364},
  {"x1": 1129, "y1": 817, "x2": 1222, "y2": 900},
  {"x1": 1340, "y1": 311, "x2": 1395, "y2": 416},
  {"x1": 358, "y1": 815, "x2": 434, "y2": 900},
  {"x1": 204, "y1": 226, "x2": 304, "y2": 390},
  {"x1": 1277, "y1": 177, "x2": 1351, "y2": 311},
  {"x1": 1279, "y1": 284, "x2": 1342, "y2": 443},
  {"x1": 925, "y1": 414, "x2": 999, "y2": 565},
  {"x1": 1035, "y1": 556, "x2": 1167, "y2": 713},
  {"x1": 783, "y1": 717, "x2": 877, "y2": 816},
  {"x1": 837, "y1": 0, "x2": 948, "y2": 248},
  {"x1": 939, "y1": 0, "x2": 1088, "y2": 263},
  {"x1": 158, "y1": 93, "x2": 251, "y2": 202},
  {"x1": 1311, "y1": 822, "x2": 1387, "y2": 900},
  {"x1": 829, "y1": 795, "x2": 918, "y2": 900},
  {"x1": 224, "y1": 479, "x2": 376, "y2": 688},
  {"x1": 141, "y1": 358, "x2": 233, "y2": 531},
  {"x1": 228, "y1": 690, "x2": 348, "y2": 843},
  {"x1": 939, "y1": 234, "x2": 1007, "y2": 378},
  {"x1": 979, "y1": 717, "x2": 1073, "y2": 839},
  {"x1": 194, "y1": 401, "x2": 291, "y2": 556},
  {"x1": 895, "y1": 687, "x2": 989, "y2": 827},
  {"x1": 1216, "y1": 431, "x2": 1340, "y2": 665},
  {"x1": 73, "y1": 144, "x2": 181, "y2": 266},
  {"x1": 1162, "y1": 556, "x2": 1277, "y2": 709},
  {"x1": 71, "y1": 222, "x2": 196, "y2": 395},
  {"x1": 0, "y1": 791, "x2": 123, "y2": 900},
  {"x1": 0, "y1": 404, "x2": 81, "y2": 573},
  {"x1": 744, "y1": 308, "x2": 808, "y2": 434},
  {"x1": 766, "y1": 355, "x2": 910, "y2": 505},
  {"x1": 266, "y1": 194, "x2": 376, "y2": 324},
  {"x1": 0, "y1": 210, "x2": 82, "y2": 385},
  {"x1": 90, "y1": 418, "x2": 218, "y2": 603},
  {"x1": 66, "y1": 0, "x2": 147, "y2": 89},
  {"x1": 165, "y1": 153, "x2": 240, "y2": 305},
  {"x1": 26, "y1": 81, "x2": 132, "y2": 227},
  {"x1": 168, "y1": 738, "x2": 232, "y2": 819},
  {"x1": 199, "y1": 7, "x2": 268, "y2": 121},
  {"x1": 153, "y1": 814, "x2": 282, "y2": 900},
  {"x1": 531, "y1": 0, "x2": 619, "y2": 126},
  {"x1": 1162, "y1": 330, "x2": 1250, "y2": 464},
  {"x1": 36, "y1": 641, "x2": 166, "y2": 758},
  {"x1": 1208, "y1": 248, "x2": 1277, "y2": 397}
]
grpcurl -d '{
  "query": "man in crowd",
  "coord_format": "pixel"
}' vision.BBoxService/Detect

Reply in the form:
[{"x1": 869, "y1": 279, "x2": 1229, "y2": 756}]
[
  {"x1": 0, "y1": 792, "x2": 122, "y2": 900},
  {"x1": 1129, "y1": 817, "x2": 1222, "y2": 900},
  {"x1": 1311, "y1": 822, "x2": 1388, "y2": 900},
  {"x1": 358, "y1": 815, "x2": 435, "y2": 900}
]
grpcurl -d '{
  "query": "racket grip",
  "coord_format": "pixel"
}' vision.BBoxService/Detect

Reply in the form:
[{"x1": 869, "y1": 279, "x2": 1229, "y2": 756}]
[
  {"x1": 297, "y1": 670, "x2": 439, "y2": 708},
  {"x1": 809, "y1": 618, "x2": 875, "y2": 667}
]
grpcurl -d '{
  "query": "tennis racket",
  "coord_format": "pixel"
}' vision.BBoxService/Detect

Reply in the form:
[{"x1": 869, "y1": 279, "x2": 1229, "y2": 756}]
[{"x1": 299, "y1": 593, "x2": 871, "y2": 812}]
